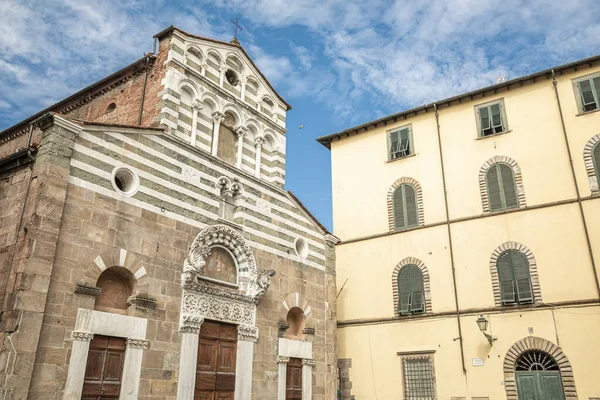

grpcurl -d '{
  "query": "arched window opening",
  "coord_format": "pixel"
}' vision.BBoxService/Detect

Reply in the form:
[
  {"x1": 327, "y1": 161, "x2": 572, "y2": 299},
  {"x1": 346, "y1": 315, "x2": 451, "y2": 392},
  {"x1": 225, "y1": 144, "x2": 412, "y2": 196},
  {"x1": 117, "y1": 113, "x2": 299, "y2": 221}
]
[
  {"x1": 262, "y1": 97, "x2": 274, "y2": 116},
  {"x1": 486, "y1": 163, "x2": 518, "y2": 211},
  {"x1": 516, "y1": 351, "x2": 559, "y2": 372},
  {"x1": 393, "y1": 184, "x2": 418, "y2": 230},
  {"x1": 397, "y1": 265, "x2": 424, "y2": 315},
  {"x1": 286, "y1": 307, "x2": 305, "y2": 340},
  {"x1": 497, "y1": 250, "x2": 533, "y2": 305},
  {"x1": 217, "y1": 112, "x2": 237, "y2": 165},
  {"x1": 593, "y1": 142, "x2": 600, "y2": 183},
  {"x1": 105, "y1": 102, "x2": 116, "y2": 114},
  {"x1": 204, "y1": 246, "x2": 238, "y2": 285},
  {"x1": 94, "y1": 267, "x2": 134, "y2": 314},
  {"x1": 225, "y1": 69, "x2": 239, "y2": 87}
]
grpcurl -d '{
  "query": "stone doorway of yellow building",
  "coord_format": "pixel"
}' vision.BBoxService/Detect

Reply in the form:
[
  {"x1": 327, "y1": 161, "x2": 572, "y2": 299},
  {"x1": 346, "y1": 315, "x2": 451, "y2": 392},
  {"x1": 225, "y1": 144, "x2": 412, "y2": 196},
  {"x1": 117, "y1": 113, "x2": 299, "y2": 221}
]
[{"x1": 515, "y1": 350, "x2": 564, "y2": 400}]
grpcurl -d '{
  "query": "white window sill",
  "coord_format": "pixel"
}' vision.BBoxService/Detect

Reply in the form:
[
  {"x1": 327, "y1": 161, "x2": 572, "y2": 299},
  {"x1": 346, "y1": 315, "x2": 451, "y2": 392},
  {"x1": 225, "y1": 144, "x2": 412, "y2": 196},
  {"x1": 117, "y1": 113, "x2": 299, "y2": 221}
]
[
  {"x1": 576, "y1": 108, "x2": 600, "y2": 117},
  {"x1": 475, "y1": 130, "x2": 512, "y2": 140},
  {"x1": 386, "y1": 153, "x2": 416, "y2": 163}
]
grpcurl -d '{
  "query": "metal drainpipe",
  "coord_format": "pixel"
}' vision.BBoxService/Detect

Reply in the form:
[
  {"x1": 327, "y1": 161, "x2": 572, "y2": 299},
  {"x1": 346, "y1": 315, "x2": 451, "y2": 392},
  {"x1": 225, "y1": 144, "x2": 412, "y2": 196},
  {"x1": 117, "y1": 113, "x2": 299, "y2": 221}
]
[
  {"x1": 0, "y1": 123, "x2": 37, "y2": 322},
  {"x1": 433, "y1": 104, "x2": 467, "y2": 373},
  {"x1": 551, "y1": 70, "x2": 600, "y2": 298},
  {"x1": 137, "y1": 54, "x2": 151, "y2": 126}
]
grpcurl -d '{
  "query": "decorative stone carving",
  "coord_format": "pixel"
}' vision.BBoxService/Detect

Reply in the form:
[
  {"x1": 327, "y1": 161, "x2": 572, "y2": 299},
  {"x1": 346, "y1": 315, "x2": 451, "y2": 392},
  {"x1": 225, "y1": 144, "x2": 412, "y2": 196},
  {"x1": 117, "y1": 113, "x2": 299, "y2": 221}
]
[
  {"x1": 234, "y1": 126, "x2": 249, "y2": 138},
  {"x1": 302, "y1": 327, "x2": 316, "y2": 335},
  {"x1": 277, "y1": 356, "x2": 290, "y2": 364},
  {"x1": 180, "y1": 314, "x2": 204, "y2": 333},
  {"x1": 72, "y1": 332, "x2": 94, "y2": 342},
  {"x1": 74, "y1": 284, "x2": 101, "y2": 297},
  {"x1": 254, "y1": 136, "x2": 266, "y2": 147},
  {"x1": 126, "y1": 339, "x2": 149, "y2": 349},
  {"x1": 212, "y1": 111, "x2": 225, "y2": 124},
  {"x1": 302, "y1": 358, "x2": 316, "y2": 367},
  {"x1": 246, "y1": 269, "x2": 276, "y2": 300},
  {"x1": 181, "y1": 245, "x2": 211, "y2": 286},
  {"x1": 181, "y1": 292, "x2": 256, "y2": 326},
  {"x1": 128, "y1": 295, "x2": 157, "y2": 310},
  {"x1": 238, "y1": 324, "x2": 259, "y2": 342},
  {"x1": 192, "y1": 99, "x2": 203, "y2": 111}
]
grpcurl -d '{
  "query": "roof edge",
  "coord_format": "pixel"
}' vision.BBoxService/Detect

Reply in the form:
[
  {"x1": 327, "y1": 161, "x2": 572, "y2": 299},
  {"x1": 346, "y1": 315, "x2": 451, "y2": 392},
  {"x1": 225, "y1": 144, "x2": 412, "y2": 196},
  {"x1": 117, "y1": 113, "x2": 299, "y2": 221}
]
[
  {"x1": 316, "y1": 53, "x2": 600, "y2": 149},
  {"x1": 286, "y1": 190, "x2": 332, "y2": 236}
]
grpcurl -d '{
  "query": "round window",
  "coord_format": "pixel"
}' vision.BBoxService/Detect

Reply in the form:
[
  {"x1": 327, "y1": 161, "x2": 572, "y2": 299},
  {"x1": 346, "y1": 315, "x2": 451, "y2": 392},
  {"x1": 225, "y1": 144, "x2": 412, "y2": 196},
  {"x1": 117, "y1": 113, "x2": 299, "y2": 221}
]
[
  {"x1": 225, "y1": 69, "x2": 239, "y2": 86},
  {"x1": 294, "y1": 238, "x2": 308, "y2": 259},
  {"x1": 111, "y1": 166, "x2": 139, "y2": 196}
]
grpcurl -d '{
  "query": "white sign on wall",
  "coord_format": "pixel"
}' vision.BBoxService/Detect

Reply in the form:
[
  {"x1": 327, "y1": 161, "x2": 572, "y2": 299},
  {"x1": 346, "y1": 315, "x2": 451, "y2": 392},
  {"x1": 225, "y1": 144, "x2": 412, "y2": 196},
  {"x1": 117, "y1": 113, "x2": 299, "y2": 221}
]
[{"x1": 472, "y1": 358, "x2": 484, "y2": 367}]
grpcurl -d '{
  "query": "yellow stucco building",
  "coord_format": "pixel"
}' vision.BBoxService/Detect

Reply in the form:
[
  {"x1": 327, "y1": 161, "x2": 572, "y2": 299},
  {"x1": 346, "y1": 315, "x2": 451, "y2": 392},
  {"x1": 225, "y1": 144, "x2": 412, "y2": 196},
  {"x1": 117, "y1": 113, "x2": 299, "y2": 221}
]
[{"x1": 319, "y1": 56, "x2": 600, "y2": 400}]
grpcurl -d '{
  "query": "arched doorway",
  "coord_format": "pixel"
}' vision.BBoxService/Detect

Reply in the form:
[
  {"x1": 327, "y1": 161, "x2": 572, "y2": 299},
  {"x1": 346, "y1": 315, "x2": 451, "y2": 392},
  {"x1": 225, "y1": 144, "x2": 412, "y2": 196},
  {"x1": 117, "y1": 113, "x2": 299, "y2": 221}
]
[{"x1": 515, "y1": 350, "x2": 564, "y2": 400}]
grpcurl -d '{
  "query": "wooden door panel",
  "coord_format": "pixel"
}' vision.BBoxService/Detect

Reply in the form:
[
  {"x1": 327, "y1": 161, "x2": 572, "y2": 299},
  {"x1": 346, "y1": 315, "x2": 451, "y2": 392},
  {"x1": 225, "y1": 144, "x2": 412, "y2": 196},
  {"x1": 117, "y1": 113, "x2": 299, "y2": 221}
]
[
  {"x1": 105, "y1": 351, "x2": 125, "y2": 381},
  {"x1": 286, "y1": 358, "x2": 302, "y2": 400},
  {"x1": 215, "y1": 372, "x2": 236, "y2": 391},
  {"x1": 195, "y1": 391, "x2": 214, "y2": 400},
  {"x1": 217, "y1": 342, "x2": 236, "y2": 373},
  {"x1": 83, "y1": 335, "x2": 126, "y2": 399},
  {"x1": 196, "y1": 321, "x2": 237, "y2": 400},
  {"x1": 219, "y1": 324, "x2": 237, "y2": 341},
  {"x1": 201, "y1": 322, "x2": 221, "y2": 339},
  {"x1": 84, "y1": 349, "x2": 105, "y2": 381},
  {"x1": 197, "y1": 339, "x2": 218, "y2": 371},
  {"x1": 196, "y1": 371, "x2": 217, "y2": 391},
  {"x1": 215, "y1": 391, "x2": 234, "y2": 400},
  {"x1": 540, "y1": 373, "x2": 565, "y2": 400}
]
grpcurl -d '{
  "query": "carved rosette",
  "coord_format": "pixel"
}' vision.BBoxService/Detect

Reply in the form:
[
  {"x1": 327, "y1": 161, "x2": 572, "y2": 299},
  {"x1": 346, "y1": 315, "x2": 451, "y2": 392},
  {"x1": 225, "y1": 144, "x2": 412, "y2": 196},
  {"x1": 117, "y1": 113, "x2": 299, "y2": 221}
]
[
  {"x1": 126, "y1": 339, "x2": 149, "y2": 349},
  {"x1": 302, "y1": 358, "x2": 316, "y2": 367},
  {"x1": 237, "y1": 324, "x2": 259, "y2": 342},
  {"x1": 72, "y1": 332, "x2": 94, "y2": 342},
  {"x1": 181, "y1": 292, "x2": 256, "y2": 326},
  {"x1": 277, "y1": 356, "x2": 290, "y2": 364}
]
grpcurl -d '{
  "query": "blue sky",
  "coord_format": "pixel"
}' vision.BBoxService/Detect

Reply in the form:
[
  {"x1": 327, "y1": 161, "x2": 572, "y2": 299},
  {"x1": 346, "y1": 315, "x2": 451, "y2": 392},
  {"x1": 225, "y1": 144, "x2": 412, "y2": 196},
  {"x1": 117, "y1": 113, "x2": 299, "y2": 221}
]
[{"x1": 1, "y1": 0, "x2": 600, "y2": 231}]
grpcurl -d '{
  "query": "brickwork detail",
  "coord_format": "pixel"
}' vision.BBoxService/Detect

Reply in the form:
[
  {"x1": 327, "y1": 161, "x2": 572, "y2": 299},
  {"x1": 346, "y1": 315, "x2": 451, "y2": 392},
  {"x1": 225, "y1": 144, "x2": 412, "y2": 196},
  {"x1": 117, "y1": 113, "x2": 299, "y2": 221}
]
[
  {"x1": 391, "y1": 257, "x2": 432, "y2": 315},
  {"x1": 503, "y1": 337, "x2": 577, "y2": 400},
  {"x1": 479, "y1": 156, "x2": 526, "y2": 212},
  {"x1": 489, "y1": 242, "x2": 542, "y2": 306},
  {"x1": 583, "y1": 133, "x2": 600, "y2": 193},
  {"x1": 387, "y1": 177, "x2": 424, "y2": 231}
]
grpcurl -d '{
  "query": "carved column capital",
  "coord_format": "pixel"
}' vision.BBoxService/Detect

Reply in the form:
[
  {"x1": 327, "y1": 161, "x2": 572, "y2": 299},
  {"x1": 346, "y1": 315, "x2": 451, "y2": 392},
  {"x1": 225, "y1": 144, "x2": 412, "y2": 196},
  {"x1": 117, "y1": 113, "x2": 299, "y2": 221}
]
[
  {"x1": 234, "y1": 126, "x2": 249, "y2": 138},
  {"x1": 237, "y1": 324, "x2": 259, "y2": 342},
  {"x1": 212, "y1": 112, "x2": 224, "y2": 124},
  {"x1": 254, "y1": 136, "x2": 266, "y2": 148},
  {"x1": 192, "y1": 100, "x2": 203, "y2": 111},
  {"x1": 302, "y1": 358, "x2": 316, "y2": 367},
  {"x1": 180, "y1": 315, "x2": 204, "y2": 334},
  {"x1": 200, "y1": 62, "x2": 208, "y2": 70},
  {"x1": 277, "y1": 356, "x2": 290, "y2": 364},
  {"x1": 126, "y1": 339, "x2": 149, "y2": 349},
  {"x1": 72, "y1": 332, "x2": 94, "y2": 342}
]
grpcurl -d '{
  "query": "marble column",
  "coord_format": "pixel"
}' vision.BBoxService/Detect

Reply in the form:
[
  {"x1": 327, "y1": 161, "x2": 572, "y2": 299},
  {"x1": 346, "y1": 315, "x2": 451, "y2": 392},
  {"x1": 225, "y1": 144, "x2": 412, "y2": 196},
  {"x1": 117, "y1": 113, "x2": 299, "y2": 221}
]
[
  {"x1": 64, "y1": 332, "x2": 94, "y2": 400},
  {"x1": 176, "y1": 325, "x2": 202, "y2": 400},
  {"x1": 120, "y1": 339, "x2": 149, "y2": 400},
  {"x1": 277, "y1": 356, "x2": 290, "y2": 400},
  {"x1": 200, "y1": 63, "x2": 207, "y2": 77},
  {"x1": 254, "y1": 136, "x2": 265, "y2": 178},
  {"x1": 219, "y1": 68, "x2": 226, "y2": 87},
  {"x1": 211, "y1": 112, "x2": 224, "y2": 156},
  {"x1": 234, "y1": 126, "x2": 248, "y2": 169},
  {"x1": 302, "y1": 358, "x2": 315, "y2": 400},
  {"x1": 190, "y1": 100, "x2": 202, "y2": 147},
  {"x1": 240, "y1": 76, "x2": 247, "y2": 102}
]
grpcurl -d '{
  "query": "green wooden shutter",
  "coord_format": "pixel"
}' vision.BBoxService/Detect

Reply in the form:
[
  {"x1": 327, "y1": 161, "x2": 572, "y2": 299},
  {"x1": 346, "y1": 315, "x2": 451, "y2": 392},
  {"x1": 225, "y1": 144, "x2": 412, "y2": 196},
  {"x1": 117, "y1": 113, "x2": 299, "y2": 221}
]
[
  {"x1": 405, "y1": 185, "x2": 418, "y2": 227},
  {"x1": 390, "y1": 130, "x2": 400, "y2": 158},
  {"x1": 397, "y1": 267, "x2": 411, "y2": 314},
  {"x1": 490, "y1": 103, "x2": 503, "y2": 131},
  {"x1": 393, "y1": 186, "x2": 406, "y2": 229},
  {"x1": 487, "y1": 165, "x2": 503, "y2": 211},
  {"x1": 511, "y1": 251, "x2": 533, "y2": 303},
  {"x1": 409, "y1": 266, "x2": 424, "y2": 313},
  {"x1": 497, "y1": 252, "x2": 516, "y2": 304},
  {"x1": 516, "y1": 372, "x2": 539, "y2": 400},
  {"x1": 499, "y1": 164, "x2": 518, "y2": 208},
  {"x1": 593, "y1": 143, "x2": 600, "y2": 180},
  {"x1": 579, "y1": 80, "x2": 597, "y2": 111},
  {"x1": 593, "y1": 77, "x2": 600, "y2": 109},
  {"x1": 479, "y1": 106, "x2": 490, "y2": 134},
  {"x1": 399, "y1": 128, "x2": 410, "y2": 156},
  {"x1": 540, "y1": 372, "x2": 566, "y2": 400}
]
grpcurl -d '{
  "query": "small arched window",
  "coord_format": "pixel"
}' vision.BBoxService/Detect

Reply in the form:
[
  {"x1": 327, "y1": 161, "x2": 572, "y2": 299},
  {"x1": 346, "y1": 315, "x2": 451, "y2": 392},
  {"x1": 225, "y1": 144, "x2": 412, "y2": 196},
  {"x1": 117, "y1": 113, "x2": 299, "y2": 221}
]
[
  {"x1": 593, "y1": 143, "x2": 600, "y2": 182},
  {"x1": 286, "y1": 307, "x2": 305, "y2": 340},
  {"x1": 105, "y1": 102, "x2": 116, "y2": 114},
  {"x1": 497, "y1": 250, "x2": 533, "y2": 305},
  {"x1": 393, "y1": 184, "x2": 418, "y2": 230},
  {"x1": 486, "y1": 163, "x2": 518, "y2": 211},
  {"x1": 397, "y1": 265, "x2": 424, "y2": 315},
  {"x1": 94, "y1": 267, "x2": 134, "y2": 314}
]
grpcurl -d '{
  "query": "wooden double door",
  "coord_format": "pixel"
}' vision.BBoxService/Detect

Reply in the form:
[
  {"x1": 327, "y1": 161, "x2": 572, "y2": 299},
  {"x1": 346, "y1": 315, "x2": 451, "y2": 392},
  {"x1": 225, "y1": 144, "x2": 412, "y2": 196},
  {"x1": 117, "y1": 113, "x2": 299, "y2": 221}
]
[
  {"x1": 82, "y1": 336, "x2": 126, "y2": 400},
  {"x1": 516, "y1": 371, "x2": 565, "y2": 400},
  {"x1": 286, "y1": 358, "x2": 302, "y2": 400},
  {"x1": 195, "y1": 321, "x2": 238, "y2": 400}
]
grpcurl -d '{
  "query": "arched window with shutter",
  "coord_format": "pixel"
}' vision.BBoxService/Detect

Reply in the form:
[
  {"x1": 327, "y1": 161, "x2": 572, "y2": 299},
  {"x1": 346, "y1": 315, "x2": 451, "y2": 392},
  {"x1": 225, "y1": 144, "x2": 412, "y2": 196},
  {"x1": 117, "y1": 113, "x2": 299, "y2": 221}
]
[
  {"x1": 583, "y1": 134, "x2": 600, "y2": 193},
  {"x1": 397, "y1": 265, "x2": 425, "y2": 314},
  {"x1": 387, "y1": 178, "x2": 424, "y2": 231},
  {"x1": 479, "y1": 156, "x2": 526, "y2": 212},
  {"x1": 496, "y1": 250, "x2": 533, "y2": 305},
  {"x1": 392, "y1": 257, "x2": 431, "y2": 315}
]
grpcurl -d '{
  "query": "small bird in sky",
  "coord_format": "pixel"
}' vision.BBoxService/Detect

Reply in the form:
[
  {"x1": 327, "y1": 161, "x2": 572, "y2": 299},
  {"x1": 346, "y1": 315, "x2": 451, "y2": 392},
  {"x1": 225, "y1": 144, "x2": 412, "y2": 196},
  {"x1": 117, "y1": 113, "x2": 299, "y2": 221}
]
[{"x1": 299, "y1": 125, "x2": 305, "y2": 129}]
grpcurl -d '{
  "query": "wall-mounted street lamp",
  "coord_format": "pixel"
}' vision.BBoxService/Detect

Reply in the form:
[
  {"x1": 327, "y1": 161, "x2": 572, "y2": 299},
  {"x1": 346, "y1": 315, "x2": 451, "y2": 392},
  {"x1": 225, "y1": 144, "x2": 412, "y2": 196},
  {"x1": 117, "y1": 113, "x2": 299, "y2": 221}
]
[{"x1": 476, "y1": 315, "x2": 497, "y2": 345}]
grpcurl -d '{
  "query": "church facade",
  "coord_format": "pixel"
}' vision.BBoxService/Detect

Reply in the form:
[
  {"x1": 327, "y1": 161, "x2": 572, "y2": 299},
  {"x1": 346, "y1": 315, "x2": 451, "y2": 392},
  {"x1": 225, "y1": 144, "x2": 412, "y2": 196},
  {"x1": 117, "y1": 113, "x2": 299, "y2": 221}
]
[
  {"x1": 0, "y1": 27, "x2": 338, "y2": 400},
  {"x1": 320, "y1": 56, "x2": 600, "y2": 399}
]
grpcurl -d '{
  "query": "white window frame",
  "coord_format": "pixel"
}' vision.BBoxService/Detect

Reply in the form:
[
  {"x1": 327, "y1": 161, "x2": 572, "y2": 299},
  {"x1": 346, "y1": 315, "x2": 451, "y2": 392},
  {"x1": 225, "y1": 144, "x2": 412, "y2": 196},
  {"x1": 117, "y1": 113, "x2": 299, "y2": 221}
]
[
  {"x1": 387, "y1": 124, "x2": 413, "y2": 161},
  {"x1": 474, "y1": 98, "x2": 508, "y2": 138},
  {"x1": 572, "y1": 71, "x2": 600, "y2": 114}
]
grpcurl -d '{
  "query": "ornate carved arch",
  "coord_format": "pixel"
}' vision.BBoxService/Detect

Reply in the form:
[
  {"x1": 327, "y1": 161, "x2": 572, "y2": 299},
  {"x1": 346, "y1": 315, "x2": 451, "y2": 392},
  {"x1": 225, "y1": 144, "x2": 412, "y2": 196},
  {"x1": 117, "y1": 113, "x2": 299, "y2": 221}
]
[
  {"x1": 391, "y1": 257, "x2": 431, "y2": 315},
  {"x1": 503, "y1": 337, "x2": 577, "y2": 400},
  {"x1": 83, "y1": 248, "x2": 150, "y2": 295},
  {"x1": 489, "y1": 241, "x2": 542, "y2": 306},
  {"x1": 386, "y1": 177, "x2": 424, "y2": 231},
  {"x1": 479, "y1": 156, "x2": 526, "y2": 212},
  {"x1": 583, "y1": 133, "x2": 600, "y2": 193}
]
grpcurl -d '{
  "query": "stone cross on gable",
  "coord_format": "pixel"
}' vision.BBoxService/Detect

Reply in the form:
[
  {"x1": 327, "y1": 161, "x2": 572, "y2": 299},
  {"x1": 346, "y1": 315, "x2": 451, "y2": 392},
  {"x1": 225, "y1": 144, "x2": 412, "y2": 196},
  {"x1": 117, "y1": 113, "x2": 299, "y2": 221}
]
[{"x1": 231, "y1": 17, "x2": 243, "y2": 40}]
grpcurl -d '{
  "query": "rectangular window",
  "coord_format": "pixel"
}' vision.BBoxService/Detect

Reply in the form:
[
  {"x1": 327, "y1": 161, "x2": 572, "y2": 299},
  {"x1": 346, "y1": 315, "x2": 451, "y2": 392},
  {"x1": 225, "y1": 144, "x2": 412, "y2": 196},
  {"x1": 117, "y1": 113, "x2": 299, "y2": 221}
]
[
  {"x1": 402, "y1": 355, "x2": 436, "y2": 400},
  {"x1": 388, "y1": 126, "x2": 412, "y2": 160},
  {"x1": 475, "y1": 100, "x2": 507, "y2": 137},
  {"x1": 574, "y1": 73, "x2": 600, "y2": 113}
]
